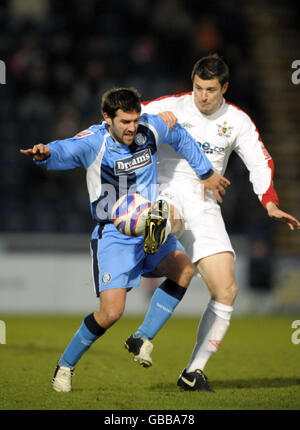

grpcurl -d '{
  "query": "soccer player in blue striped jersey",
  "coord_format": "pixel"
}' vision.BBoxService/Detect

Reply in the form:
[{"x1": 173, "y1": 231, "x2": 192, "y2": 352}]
[{"x1": 20, "y1": 87, "x2": 229, "y2": 392}]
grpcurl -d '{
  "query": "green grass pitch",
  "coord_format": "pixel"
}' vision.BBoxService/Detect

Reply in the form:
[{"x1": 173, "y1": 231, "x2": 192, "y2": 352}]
[{"x1": 0, "y1": 315, "x2": 299, "y2": 410}]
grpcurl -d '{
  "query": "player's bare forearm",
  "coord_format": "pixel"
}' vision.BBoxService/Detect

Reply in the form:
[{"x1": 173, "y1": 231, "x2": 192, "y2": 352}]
[
  {"x1": 266, "y1": 201, "x2": 300, "y2": 231},
  {"x1": 20, "y1": 143, "x2": 50, "y2": 161},
  {"x1": 201, "y1": 171, "x2": 230, "y2": 203}
]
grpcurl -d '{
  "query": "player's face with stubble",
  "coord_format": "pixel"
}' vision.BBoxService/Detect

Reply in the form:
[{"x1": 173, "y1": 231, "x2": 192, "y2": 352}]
[
  {"x1": 104, "y1": 109, "x2": 140, "y2": 146},
  {"x1": 193, "y1": 76, "x2": 228, "y2": 116}
]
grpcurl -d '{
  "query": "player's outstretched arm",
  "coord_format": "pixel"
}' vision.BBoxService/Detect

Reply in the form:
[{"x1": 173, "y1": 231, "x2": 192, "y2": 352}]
[
  {"x1": 266, "y1": 202, "x2": 300, "y2": 231},
  {"x1": 201, "y1": 171, "x2": 231, "y2": 203},
  {"x1": 20, "y1": 143, "x2": 50, "y2": 161}
]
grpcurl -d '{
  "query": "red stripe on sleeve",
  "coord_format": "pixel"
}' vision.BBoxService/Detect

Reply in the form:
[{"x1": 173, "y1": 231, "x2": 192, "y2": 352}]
[
  {"x1": 142, "y1": 91, "x2": 192, "y2": 106},
  {"x1": 261, "y1": 159, "x2": 279, "y2": 209}
]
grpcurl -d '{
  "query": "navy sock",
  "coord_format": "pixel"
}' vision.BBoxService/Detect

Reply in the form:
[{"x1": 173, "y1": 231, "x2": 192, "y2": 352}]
[
  {"x1": 59, "y1": 313, "x2": 106, "y2": 368},
  {"x1": 134, "y1": 279, "x2": 186, "y2": 340}
]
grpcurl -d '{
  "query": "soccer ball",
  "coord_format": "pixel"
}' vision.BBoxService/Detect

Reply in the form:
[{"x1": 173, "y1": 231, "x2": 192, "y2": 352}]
[{"x1": 111, "y1": 193, "x2": 151, "y2": 236}]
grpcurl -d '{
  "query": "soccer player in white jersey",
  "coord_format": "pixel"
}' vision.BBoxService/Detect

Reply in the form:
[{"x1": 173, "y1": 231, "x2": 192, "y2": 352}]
[{"x1": 127, "y1": 54, "x2": 300, "y2": 392}]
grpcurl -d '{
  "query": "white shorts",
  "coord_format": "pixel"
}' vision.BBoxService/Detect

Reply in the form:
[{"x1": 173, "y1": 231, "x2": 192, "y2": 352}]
[{"x1": 158, "y1": 175, "x2": 235, "y2": 263}]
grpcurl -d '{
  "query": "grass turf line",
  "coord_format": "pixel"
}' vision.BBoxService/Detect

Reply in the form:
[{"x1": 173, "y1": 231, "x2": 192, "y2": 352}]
[{"x1": 0, "y1": 315, "x2": 299, "y2": 410}]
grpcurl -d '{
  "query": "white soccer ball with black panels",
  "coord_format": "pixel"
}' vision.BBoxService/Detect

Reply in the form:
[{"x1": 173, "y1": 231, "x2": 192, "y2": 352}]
[{"x1": 111, "y1": 193, "x2": 151, "y2": 236}]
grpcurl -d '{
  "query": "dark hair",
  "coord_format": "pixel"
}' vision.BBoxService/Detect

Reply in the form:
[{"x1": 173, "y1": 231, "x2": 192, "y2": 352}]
[
  {"x1": 101, "y1": 87, "x2": 141, "y2": 118},
  {"x1": 191, "y1": 53, "x2": 229, "y2": 86}
]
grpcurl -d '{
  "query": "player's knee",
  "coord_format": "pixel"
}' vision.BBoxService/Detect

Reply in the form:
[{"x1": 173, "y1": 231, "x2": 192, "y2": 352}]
[
  {"x1": 232, "y1": 283, "x2": 238, "y2": 300},
  {"x1": 107, "y1": 308, "x2": 124, "y2": 325},
  {"x1": 212, "y1": 282, "x2": 238, "y2": 306},
  {"x1": 95, "y1": 307, "x2": 124, "y2": 328},
  {"x1": 184, "y1": 264, "x2": 195, "y2": 282},
  {"x1": 176, "y1": 262, "x2": 195, "y2": 287}
]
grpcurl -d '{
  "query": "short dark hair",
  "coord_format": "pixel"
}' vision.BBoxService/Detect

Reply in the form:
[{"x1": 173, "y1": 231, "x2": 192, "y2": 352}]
[
  {"x1": 101, "y1": 87, "x2": 141, "y2": 118},
  {"x1": 191, "y1": 53, "x2": 229, "y2": 86}
]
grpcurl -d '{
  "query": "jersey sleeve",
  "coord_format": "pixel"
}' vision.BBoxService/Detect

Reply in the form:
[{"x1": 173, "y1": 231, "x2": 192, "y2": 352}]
[
  {"x1": 34, "y1": 130, "x2": 100, "y2": 171},
  {"x1": 233, "y1": 116, "x2": 279, "y2": 208},
  {"x1": 145, "y1": 114, "x2": 213, "y2": 179}
]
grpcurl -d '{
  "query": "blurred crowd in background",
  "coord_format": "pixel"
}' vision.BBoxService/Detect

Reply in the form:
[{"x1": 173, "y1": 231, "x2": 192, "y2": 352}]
[
  {"x1": 1, "y1": 0, "x2": 262, "y2": 231},
  {"x1": 1, "y1": 0, "x2": 274, "y2": 290}
]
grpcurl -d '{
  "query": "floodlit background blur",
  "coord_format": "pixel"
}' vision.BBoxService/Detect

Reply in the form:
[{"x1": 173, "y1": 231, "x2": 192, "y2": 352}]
[{"x1": 0, "y1": 0, "x2": 299, "y2": 315}]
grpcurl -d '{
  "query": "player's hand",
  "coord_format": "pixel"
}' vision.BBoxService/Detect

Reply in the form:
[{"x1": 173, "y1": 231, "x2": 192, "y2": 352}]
[
  {"x1": 20, "y1": 143, "x2": 50, "y2": 161},
  {"x1": 266, "y1": 202, "x2": 300, "y2": 231},
  {"x1": 158, "y1": 111, "x2": 178, "y2": 130},
  {"x1": 201, "y1": 171, "x2": 230, "y2": 203}
]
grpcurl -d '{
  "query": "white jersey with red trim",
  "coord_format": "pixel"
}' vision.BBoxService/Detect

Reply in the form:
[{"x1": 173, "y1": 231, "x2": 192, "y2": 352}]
[
  {"x1": 142, "y1": 92, "x2": 278, "y2": 209},
  {"x1": 142, "y1": 92, "x2": 279, "y2": 262}
]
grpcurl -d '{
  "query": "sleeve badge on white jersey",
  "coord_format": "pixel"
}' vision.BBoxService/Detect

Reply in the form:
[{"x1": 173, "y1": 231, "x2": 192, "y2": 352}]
[
  {"x1": 217, "y1": 121, "x2": 233, "y2": 138},
  {"x1": 181, "y1": 121, "x2": 194, "y2": 129}
]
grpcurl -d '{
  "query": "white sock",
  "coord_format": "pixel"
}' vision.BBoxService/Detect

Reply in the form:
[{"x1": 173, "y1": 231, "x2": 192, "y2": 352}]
[{"x1": 186, "y1": 299, "x2": 233, "y2": 373}]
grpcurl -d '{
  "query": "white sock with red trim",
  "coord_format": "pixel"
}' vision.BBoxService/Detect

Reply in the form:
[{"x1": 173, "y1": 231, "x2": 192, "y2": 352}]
[{"x1": 186, "y1": 299, "x2": 233, "y2": 373}]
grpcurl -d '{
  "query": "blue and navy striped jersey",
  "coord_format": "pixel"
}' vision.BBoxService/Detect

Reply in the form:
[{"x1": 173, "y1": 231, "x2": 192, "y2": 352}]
[{"x1": 36, "y1": 113, "x2": 212, "y2": 224}]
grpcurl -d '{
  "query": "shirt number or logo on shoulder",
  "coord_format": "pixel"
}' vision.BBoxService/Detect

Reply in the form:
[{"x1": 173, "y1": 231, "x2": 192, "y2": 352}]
[{"x1": 74, "y1": 130, "x2": 94, "y2": 138}]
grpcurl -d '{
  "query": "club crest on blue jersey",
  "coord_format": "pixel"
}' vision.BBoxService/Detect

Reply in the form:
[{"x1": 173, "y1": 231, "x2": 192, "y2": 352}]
[
  {"x1": 114, "y1": 148, "x2": 153, "y2": 175},
  {"x1": 134, "y1": 133, "x2": 147, "y2": 146}
]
